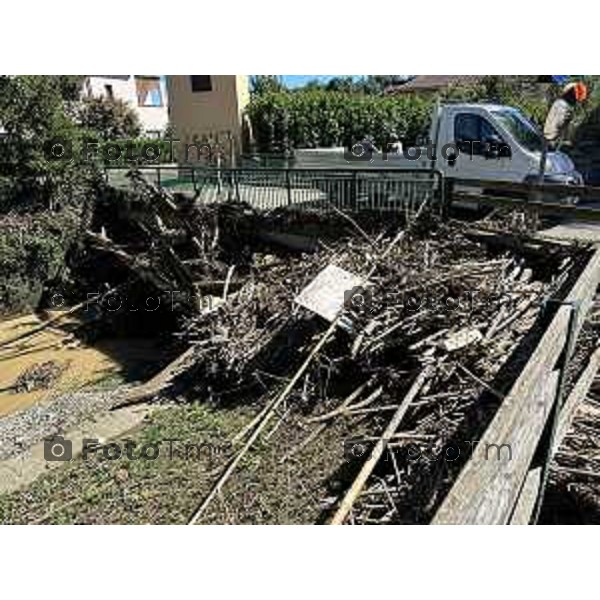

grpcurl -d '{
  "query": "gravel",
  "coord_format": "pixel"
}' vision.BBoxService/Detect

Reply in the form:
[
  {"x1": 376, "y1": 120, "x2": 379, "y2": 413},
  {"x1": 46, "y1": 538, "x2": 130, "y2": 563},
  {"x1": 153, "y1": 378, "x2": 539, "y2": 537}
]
[{"x1": 0, "y1": 387, "x2": 123, "y2": 461}]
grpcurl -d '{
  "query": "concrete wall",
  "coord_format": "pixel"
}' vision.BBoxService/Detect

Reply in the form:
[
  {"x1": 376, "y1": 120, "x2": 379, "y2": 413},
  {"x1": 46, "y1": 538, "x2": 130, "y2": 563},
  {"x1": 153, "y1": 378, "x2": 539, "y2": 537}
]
[
  {"x1": 166, "y1": 75, "x2": 250, "y2": 163},
  {"x1": 85, "y1": 76, "x2": 169, "y2": 136}
]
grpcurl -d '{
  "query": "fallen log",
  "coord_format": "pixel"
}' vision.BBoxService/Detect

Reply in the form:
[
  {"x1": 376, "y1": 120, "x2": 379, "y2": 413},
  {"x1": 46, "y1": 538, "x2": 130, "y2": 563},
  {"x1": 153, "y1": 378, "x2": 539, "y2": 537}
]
[
  {"x1": 112, "y1": 346, "x2": 197, "y2": 408},
  {"x1": 85, "y1": 231, "x2": 172, "y2": 291}
]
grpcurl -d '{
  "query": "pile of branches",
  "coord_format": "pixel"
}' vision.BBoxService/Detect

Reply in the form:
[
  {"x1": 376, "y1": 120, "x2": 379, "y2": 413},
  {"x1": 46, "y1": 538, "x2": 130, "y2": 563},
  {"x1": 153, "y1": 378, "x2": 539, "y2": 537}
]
[
  {"x1": 78, "y1": 172, "x2": 260, "y2": 326},
  {"x1": 172, "y1": 214, "x2": 576, "y2": 406},
  {"x1": 90, "y1": 175, "x2": 590, "y2": 523},
  {"x1": 177, "y1": 209, "x2": 585, "y2": 524},
  {"x1": 178, "y1": 236, "x2": 375, "y2": 399},
  {"x1": 315, "y1": 234, "x2": 583, "y2": 524}
]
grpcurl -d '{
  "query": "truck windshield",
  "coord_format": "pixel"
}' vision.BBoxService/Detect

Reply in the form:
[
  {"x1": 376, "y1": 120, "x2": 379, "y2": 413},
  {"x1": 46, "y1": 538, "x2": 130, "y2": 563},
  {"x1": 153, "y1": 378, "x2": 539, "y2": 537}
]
[{"x1": 491, "y1": 108, "x2": 544, "y2": 153}]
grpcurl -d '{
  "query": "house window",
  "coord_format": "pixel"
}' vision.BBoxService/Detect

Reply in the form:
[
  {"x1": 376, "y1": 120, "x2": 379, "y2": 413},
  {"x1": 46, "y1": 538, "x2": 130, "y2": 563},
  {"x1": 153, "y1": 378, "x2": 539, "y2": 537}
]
[
  {"x1": 190, "y1": 76, "x2": 212, "y2": 92},
  {"x1": 135, "y1": 76, "x2": 164, "y2": 107},
  {"x1": 454, "y1": 113, "x2": 508, "y2": 156},
  {"x1": 104, "y1": 84, "x2": 114, "y2": 100}
]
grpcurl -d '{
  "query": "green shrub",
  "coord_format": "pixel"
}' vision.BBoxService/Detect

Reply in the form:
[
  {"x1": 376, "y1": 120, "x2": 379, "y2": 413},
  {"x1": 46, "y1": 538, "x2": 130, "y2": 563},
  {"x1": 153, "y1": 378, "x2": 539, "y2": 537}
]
[
  {"x1": 246, "y1": 90, "x2": 434, "y2": 153},
  {"x1": 78, "y1": 96, "x2": 141, "y2": 140},
  {"x1": 0, "y1": 75, "x2": 87, "y2": 189},
  {"x1": 441, "y1": 78, "x2": 550, "y2": 127},
  {"x1": 0, "y1": 208, "x2": 83, "y2": 316}
]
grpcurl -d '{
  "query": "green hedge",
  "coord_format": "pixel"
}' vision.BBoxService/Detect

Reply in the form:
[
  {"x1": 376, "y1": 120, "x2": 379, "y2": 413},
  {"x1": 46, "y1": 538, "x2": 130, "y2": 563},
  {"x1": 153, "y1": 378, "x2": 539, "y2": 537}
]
[{"x1": 246, "y1": 90, "x2": 434, "y2": 153}]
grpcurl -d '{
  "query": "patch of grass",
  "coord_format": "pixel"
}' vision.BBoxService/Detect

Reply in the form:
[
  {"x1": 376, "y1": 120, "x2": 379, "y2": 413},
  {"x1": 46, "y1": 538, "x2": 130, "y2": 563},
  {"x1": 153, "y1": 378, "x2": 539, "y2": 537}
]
[
  {"x1": 0, "y1": 403, "x2": 253, "y2": 524},
  {"x1": 0, "y1": 397, "x2": 368, "y2": 524},
  {"x1": 85, "y1": 371, "x2": 128, "y2": 391}
]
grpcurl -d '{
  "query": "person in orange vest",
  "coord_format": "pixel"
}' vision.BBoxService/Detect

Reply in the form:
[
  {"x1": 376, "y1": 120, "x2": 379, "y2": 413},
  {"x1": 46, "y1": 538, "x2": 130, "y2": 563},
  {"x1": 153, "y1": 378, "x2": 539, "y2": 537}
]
[
  {"x1": 539, "y1": 81, "x2": 588, "y2": 181},
  {"x1": 543, "y1": 82, "x2": 588, "y2": 145}
]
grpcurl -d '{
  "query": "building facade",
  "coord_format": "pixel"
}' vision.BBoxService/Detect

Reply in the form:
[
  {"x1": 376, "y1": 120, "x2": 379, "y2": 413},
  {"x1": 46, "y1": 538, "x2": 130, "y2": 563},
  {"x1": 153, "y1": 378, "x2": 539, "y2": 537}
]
[
  {"x1": 85, "y1": 76, "x2": 169, "y2": 136},
  {"x1": 166, "y1": 75, "x2": 250, "y2": 164}
]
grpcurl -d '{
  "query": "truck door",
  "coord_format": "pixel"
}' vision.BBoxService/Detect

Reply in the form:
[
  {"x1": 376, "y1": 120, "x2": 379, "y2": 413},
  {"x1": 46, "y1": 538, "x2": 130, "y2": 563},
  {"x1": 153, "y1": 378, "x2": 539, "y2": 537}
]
[{"x1": 448, "y1": 112, "x2": 512, "y2": 185}]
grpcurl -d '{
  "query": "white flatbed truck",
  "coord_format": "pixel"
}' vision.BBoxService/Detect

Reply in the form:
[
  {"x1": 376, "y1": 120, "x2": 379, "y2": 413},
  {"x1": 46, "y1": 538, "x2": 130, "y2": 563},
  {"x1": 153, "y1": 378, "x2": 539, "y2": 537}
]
[{"x1": 295, "y1": 103, "x2": 583, "y2": 191}]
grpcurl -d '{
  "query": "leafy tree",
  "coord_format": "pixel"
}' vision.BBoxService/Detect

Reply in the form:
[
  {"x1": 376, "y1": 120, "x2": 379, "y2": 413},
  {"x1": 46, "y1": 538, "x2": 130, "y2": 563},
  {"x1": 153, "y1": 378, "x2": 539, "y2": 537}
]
[
  {"x1": 0, "y1": 75, "x2": 87, "y2": 190},
  {"x1": 250, "y1": 75, "x2": 284, "y2": 96},
  {"x1": 77, "y1": 96, "x2": 142, "y2": 140},
  {"x1": 302, "y1": 78, "x2": 328, "y2": 91},
  {"x1": 325, "y1": 77, "x2": 357, "y2": 93},
  {"x1": 440, "y1": 76, "x2": 552, "y2": 126},
  {"x1": 0, "y1": 76, "x2": 99, "y2": 314},
  {"x1": 294, "y1": 75, "x2": 409, "y2": 95},
  {"x1": 359, "y1": 75, "x2": 409, "y2": 95}
]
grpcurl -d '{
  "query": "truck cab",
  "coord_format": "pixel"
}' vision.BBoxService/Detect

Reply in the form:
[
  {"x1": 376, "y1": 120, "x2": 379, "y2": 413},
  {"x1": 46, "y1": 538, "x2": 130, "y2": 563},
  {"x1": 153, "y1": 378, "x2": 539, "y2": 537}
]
[{"x1": 434, "y1": 103, "x2": 582, "y2": 187}]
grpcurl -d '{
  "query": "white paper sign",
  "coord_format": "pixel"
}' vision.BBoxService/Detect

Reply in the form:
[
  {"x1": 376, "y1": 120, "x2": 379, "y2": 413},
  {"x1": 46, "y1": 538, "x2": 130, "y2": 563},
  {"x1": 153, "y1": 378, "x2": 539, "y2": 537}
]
[{"x1": 295, "y1": 264, "x2": 363, "y2": 322}]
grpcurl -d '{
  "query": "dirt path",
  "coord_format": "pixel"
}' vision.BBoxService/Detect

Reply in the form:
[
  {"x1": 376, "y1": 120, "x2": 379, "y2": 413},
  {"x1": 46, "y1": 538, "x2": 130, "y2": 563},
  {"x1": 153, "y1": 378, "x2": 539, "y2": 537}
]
[{"x1": 0, "y1": 312, "x2": 161, "y2": 416}]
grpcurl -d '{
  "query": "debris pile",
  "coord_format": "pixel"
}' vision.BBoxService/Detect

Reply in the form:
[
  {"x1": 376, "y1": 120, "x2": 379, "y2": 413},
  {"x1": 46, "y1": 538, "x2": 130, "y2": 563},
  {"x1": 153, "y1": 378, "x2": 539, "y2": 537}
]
[
  {"x1": 82, "y1": 172, "x2": 250, "y2": 305},
  {"x1": 12, "y1": 360, "x2": 67, "y2": 393},
  {"x1": 79, "y1": 174, "x2": 591, "y2": 523},
  {"x1": 171, "y1": 218, "x2": 575, "y2": 402},
  {"x1": 174, "y1": 221, "x2": 583, "y2": 523}
]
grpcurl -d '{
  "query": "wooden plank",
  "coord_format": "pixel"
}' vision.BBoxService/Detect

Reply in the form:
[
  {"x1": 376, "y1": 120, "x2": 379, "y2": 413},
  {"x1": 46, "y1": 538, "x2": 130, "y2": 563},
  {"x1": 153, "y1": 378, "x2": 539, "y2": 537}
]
[
  {"x1": 509, "y1": 345, "x2": 600, "y2": 525},
  {"x1": 433, "y1": 247, "x2": 600, "y2": 524},
  {"x1": 538, "y1": 222, "x2": 600, "y2": 245},
  {"x1": 554, "y1": 345, "x2": 600, "y2": 452},
  {"x1": 509, "y1": 467, "x2": 542, "y2": 525},
  {"x1": 566, "y1": 249, "x2": 600, "y2": 339},
  {"x1": 453, "y1": 192, "x2": 600, "y2": 222},
  {"x1": 433, "y1": 350, "x2": 565, "y2": 525}
]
